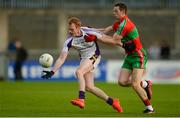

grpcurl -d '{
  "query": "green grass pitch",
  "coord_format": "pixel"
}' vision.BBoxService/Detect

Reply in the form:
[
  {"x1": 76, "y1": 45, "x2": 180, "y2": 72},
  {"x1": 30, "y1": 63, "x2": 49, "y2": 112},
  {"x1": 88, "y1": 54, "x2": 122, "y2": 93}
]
[{"x1": 0, "y1": 82, "x2": 180, "y2": 117}]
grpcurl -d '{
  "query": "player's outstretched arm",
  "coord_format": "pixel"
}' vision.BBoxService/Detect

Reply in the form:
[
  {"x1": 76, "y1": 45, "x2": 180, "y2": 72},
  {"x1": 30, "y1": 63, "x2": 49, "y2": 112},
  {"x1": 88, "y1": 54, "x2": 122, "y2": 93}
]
[
  {"x1": 52, "y1": 51, "x2": 68, "y2": 73},
  {"x1": 113, "y1": 33, "x2": 123, "y2": 41},
  {"x1": 96, "y1": 26, "x2": 113, "y2": 34},
  {"x1": 98, "y1": 34, "x2": 123, "y2": 46},
  {"x1": 42, "y1": 51, "x2": 68, "y2": 79}
]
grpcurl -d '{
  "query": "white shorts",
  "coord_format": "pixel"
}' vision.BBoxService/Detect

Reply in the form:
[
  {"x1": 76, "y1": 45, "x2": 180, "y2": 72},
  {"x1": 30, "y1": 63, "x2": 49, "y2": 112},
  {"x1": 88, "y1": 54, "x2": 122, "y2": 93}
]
[{"x1": 80, "y1": 55, "x2": 101, "y2": 69}]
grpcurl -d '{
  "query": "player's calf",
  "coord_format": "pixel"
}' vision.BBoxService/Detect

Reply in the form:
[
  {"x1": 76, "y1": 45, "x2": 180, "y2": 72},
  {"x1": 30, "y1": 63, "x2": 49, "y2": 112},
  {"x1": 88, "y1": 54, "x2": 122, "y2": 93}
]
[
  {"x1": 141, "y1": 80, "x2": 152, "y2": 100},
  {"x1": 145, "y1": 80, "x2": 152, "y2": 100}
]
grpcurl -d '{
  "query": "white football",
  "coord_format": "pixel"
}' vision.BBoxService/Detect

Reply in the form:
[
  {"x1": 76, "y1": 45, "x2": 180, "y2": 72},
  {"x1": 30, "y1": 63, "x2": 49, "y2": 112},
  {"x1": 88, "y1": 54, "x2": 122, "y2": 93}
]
[{"x1": 39, "y1": 53, "x2": 54, "y2": 68}]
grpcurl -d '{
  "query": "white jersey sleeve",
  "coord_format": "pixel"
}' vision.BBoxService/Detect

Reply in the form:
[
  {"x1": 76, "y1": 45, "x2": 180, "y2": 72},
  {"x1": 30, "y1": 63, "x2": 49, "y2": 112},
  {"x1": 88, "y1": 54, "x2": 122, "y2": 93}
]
[
  {"x1": 62, "y1": 37, "x2": 73, "y2": 52},
  {"x1": 82, "y1": 27, "x2": 103, "y2": 39}
]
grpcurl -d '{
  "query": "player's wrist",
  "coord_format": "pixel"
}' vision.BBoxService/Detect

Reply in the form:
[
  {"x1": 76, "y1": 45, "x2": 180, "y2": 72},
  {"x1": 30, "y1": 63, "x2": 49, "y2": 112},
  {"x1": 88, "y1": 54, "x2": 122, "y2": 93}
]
[{"x1": 50, "y1": 71, "x2": 55, "y2": 75}]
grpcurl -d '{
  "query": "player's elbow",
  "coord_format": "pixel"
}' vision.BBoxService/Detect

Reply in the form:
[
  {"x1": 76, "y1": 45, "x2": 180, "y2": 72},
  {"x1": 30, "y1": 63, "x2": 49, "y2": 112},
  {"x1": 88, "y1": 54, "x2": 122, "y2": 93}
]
[{"x1": 118, "y1": 79, "x2": 128, "y2": 87}]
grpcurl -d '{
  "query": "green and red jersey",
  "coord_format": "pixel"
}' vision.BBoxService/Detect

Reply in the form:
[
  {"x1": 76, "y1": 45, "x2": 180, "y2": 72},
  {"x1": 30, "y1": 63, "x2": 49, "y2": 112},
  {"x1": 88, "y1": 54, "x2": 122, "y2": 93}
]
[
  {"x1": 113, "y1": 15, "x2": 147, "y2": 69},
  {"x1": 113, "y1": 15, "x2": 143, "y2": 54}
]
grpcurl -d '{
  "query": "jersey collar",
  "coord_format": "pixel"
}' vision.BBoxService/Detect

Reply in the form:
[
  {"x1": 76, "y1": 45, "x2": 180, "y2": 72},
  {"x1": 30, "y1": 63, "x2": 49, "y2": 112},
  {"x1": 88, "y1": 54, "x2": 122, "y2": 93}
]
[
  {"x1": 120, "y1": 15, "x2": 128, "y2": 22},
  {"x1": 73, "y1": 29, "x2": 84, "y2": 38}
]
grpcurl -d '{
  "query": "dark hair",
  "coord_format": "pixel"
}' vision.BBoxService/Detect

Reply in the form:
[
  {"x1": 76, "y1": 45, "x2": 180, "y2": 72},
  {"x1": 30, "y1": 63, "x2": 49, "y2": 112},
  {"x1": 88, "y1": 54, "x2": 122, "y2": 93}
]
[{"x1": 115, "y1": 3, "x2": 127, "y2": 14}]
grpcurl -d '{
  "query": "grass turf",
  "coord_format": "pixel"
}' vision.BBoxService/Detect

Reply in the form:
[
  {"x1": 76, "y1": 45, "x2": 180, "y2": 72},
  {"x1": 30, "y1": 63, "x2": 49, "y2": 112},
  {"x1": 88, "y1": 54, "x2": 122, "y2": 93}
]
[{"x1": 0, "y1": 81, "x2": 180, "y2": 117}]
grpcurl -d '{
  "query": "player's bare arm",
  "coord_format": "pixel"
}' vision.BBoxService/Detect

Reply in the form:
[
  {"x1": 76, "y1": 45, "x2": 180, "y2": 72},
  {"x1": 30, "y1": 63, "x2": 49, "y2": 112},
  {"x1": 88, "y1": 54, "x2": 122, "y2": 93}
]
[
  {"x1": 52, "y1": 51, "x2": 68, "y2": 73},
  {"x1": 113, "y1": 33, "x2": 123, "y2": 41},
  {"x1": 113, "y1": 33, "x2": 124, "y2": 45},
  {"x1": 96, "y1": 26, "x2": 113, "y2": 34},
  {"x1": 98, "y1": 34, "x2": 122, "y2": 46}
]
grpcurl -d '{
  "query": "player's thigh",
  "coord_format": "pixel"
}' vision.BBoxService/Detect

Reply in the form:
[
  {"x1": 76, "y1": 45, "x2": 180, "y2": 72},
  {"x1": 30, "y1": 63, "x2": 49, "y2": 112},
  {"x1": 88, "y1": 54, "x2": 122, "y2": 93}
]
[
  {"x1": 84, "y1": 72, "x2": 94, "y2": 87},
  {"x1": 142, "y1": 69, "x2": 147, "y2": 79},
  {"x1": 93, "y1": 56, "x2": 101, "y2": 69},
  {"x1": 119, "y1": 68, "x2": 132, "y2": 82},
  {"x1": 83, "y1": 56, "x2": 101, "y2": 87},
  {"x1": 119, "y1": 55, "x2": 133, "y2": 80},
  {"x1": 122, "y1": 56, "x2": 133, "y2": 70},
  {"x1": 77, "y1": 59, "x2": 94, "y2": 74},
  {"x1": 132, "y1": 50, "x2": 147, "y2": 69},
  {"x1": 131, "y1": 68, "x2": 144, "y2": 84}
]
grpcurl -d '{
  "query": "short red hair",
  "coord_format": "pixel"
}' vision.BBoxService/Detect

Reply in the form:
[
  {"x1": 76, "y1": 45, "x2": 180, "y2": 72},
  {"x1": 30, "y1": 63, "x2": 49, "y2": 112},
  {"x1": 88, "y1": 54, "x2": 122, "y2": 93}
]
[{"x1": 68, "y1": 17, "x2": 81, "y2": 27}]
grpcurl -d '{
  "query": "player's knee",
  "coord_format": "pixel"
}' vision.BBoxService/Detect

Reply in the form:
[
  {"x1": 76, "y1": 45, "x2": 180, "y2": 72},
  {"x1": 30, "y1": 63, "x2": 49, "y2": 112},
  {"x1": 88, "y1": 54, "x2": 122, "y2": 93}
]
[
  {"x1": 118, "y1": 79, "x2": 128, "y2": 87},
  {"x1": 85, "y1": 85, "x2": 94, "y2": 92},
  {"x1": 131, "y1": 81, "x2": 139, "y2": 89},
  {"x1": 75, "y1": 69, "x2": 84, "y2": 77}
]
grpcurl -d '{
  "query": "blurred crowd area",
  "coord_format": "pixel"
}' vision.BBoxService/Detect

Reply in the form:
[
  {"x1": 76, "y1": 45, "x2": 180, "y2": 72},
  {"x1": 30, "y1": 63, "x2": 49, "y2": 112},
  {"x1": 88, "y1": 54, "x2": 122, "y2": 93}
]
[{"x1": 0, "y1": 0, "x2": 180, "y2": 60}]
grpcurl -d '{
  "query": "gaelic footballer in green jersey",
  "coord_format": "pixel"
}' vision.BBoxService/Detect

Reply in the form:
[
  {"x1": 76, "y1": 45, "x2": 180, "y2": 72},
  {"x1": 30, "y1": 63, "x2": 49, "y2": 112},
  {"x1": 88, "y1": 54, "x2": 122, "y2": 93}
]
[
  {"x1": 97, "y1": 3, "x2": 154, "y2": 114},
  {"x1": 113, "y1": 15, "x2": 147, "y2": 69}
]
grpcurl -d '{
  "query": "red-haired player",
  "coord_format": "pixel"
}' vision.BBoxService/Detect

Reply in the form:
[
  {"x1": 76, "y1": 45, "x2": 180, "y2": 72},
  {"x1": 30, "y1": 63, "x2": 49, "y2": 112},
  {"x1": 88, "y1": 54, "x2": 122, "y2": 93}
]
[{"x1": 42, "y1": 17, "x2": 123, "y2": 113}]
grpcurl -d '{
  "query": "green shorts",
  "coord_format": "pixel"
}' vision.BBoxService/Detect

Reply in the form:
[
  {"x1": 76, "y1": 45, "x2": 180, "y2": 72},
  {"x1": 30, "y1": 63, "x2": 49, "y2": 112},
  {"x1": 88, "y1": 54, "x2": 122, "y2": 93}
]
[{"x1": 122, "y1": 48, "x2": 147, "y2": 70}]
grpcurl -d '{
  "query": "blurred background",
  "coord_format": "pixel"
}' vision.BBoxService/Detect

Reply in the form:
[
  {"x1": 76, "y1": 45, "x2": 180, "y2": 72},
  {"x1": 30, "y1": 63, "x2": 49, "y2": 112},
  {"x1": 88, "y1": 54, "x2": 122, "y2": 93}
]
[
  {"x1": 0, "y1": 0, "x2": 180, "y2": 83},
  {"x1": 0, "y1": 0, "x2": 180, "y2": 117}
]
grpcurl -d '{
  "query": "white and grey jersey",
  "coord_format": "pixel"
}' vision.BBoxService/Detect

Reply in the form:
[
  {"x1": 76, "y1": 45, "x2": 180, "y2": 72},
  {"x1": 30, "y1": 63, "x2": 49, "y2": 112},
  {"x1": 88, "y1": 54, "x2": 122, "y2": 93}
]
[{"x1": 62, "y1": 27, "x2": 102, "y2": 59}]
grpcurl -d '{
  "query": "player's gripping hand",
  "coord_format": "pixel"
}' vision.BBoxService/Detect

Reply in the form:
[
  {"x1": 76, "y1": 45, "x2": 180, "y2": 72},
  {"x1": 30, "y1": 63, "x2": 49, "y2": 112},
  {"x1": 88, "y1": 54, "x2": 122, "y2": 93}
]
[
  {"x1": 122, "y1": 42, "x2": 135, "y2": 52},
  {"x1": 41, "y1": 70, "x2": 54, "y2": 79},
  {"x1": 84, "y1": 33, "x2": 97, "y2": 42}
]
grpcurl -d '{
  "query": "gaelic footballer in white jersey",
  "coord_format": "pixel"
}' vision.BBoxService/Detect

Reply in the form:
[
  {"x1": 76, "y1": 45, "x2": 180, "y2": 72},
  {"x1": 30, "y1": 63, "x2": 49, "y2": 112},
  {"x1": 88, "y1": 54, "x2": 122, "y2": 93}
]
[{"x1": 41, "y1": 17, "x2": 123, "y2": 113}]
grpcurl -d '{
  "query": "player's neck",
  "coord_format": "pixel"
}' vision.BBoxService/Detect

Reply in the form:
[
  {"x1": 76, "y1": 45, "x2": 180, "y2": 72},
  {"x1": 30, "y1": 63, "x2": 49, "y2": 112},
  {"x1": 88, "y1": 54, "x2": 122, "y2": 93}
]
[
  {"x1": 75, "y1": 30, "x2": 83, "y2": 37},
  {"x1": 120, "y1": 14, "x2": 127, "y2": 22}
]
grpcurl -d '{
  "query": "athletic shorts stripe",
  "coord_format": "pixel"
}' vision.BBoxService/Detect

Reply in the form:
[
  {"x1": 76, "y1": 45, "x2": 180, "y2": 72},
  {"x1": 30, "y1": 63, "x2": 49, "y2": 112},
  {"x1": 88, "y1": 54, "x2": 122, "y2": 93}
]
[{"x1": 137, "y1": 50, "x2": 144, "y2": 68}]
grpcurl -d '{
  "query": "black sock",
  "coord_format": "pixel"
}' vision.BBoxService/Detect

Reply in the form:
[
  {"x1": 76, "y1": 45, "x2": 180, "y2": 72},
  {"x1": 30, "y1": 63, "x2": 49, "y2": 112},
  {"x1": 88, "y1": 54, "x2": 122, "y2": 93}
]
[
  {"x1": 106, "y1": 97, "x2": 113, "y2": 105},
  {"x1": 79, "y1": 91, "x2": 85, "y2": 99}
]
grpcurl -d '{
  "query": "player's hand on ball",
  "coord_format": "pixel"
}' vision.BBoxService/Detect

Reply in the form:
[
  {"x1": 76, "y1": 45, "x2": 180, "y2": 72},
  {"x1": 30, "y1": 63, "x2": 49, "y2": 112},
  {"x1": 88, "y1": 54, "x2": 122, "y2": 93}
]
[{"x1": 41, "y1": 70, "x2": 54, "y2": 79}]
